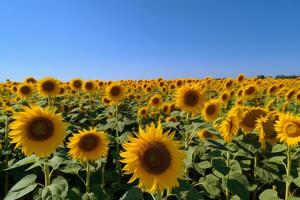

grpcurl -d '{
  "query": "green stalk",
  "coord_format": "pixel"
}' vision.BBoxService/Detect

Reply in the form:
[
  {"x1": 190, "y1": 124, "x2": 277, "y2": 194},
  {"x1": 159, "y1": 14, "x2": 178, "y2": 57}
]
[
  {"x1": 86, "y1": 163, "x2": 91, "y2": 193},
  {"x1": 115, "y1": 104, "x2": 120, "y2": 170},
  {"x1": 225, "y1": 151, "x2": 230, "y2": 200},
  {"x1": 43, "y1": 164, "x2": 51, "y2": 187},
  {"x1": 185, "y1": 112, "x2": 190, "y2": 150},
  {"x1": 101, "y1": 162, "x2": 106, "y2": 188},
  {"x1": 285, "y1": 147, "x2": 291, "y2": 200},
  {"x1": 156, "y1": 187, "x2": 162, "y2": 200},
  {"x1": 4, "y1": 116, "x2": 9, "y2": 194}
]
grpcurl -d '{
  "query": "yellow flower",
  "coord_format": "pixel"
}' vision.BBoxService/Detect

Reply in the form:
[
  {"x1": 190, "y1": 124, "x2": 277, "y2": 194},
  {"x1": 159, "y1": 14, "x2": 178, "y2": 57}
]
[
  {"x1": 38, "y1": 77, "x2": 60, "y2": 97},
  {"x1": 9, "y1": 105, "x2": 66, "y2": 157},
  {"x1": 202, "y1": 99, "x2": 222, "y2": 122},
  {"x1": 275, "y1": 113, "x2": 300, "y2": 147},
  {"x1": 175, "y1": 84, "x2": 205, "y2": 115},
  {"x1": 120, "y1": 123, "x2": 185, "y2": 193},
  {"x1": 198, "y1": 129, "x2": 218, "y2": 141},
  {"x1": 67, "y1": 128, "x2": 109, "y2": 162}
]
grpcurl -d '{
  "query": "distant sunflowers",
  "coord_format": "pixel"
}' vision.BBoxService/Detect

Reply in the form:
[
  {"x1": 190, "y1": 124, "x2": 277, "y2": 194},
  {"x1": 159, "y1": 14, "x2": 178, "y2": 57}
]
[
  {"x1": 70, "y1": 78, "x2": 83, "y2": 91},
  {"x1": 38, "y1": 77, "x2": 60, "y2": 97},
  {"x1": 175, "y1": 84, "x2": 205, "y2": 115},
  {"x1": 106, "y1": 83, "x2": 125, "y2": 103},
  {"x1": 198, "y1": 129, "x2": 218, "y2": 141},
  {"x1": 120, "y1": 123, "x2": 185, "y2": 193},
  {"x1": 202, "y1": 99, "x2": 221, "y2": 122},
  {"x1": 9, "y1": 105, "x2": 66, "y2": 157},
  {"x1": 68, "y1": 128, "x2": 109, "y2": 162},
  {"x1": 17, "y1": 83, "x2": 34, "y2": 98}
]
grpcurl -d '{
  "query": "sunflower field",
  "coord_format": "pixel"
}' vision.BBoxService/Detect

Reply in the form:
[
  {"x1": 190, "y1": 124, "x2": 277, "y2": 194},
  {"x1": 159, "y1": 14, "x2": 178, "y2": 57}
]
[{"x1": 1, "y1": 75, "x2": 300, "y2": 200}]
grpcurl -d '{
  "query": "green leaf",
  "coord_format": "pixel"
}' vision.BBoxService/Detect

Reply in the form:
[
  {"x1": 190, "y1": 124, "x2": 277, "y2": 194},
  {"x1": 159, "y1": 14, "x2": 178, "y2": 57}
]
[
  {"x1": 60, "y1": 162, "x2": 82, "y2": 175},
  {"x1": 199, "y1": 174, "x2": 220, "y2": 198},
  {"x1": 259, "y1": 189, "x2": 281, "y2": 200},
  {"x1": 212, "y1": 159, "x2": 230, "y2": 176},
  {"x1": 227, "y1": 179, "x2": 249, "y2": 200},
  {"x1": 6, "y1": 155, "x2": 38, "y2": 170},
  {"x1": 196, "y1": 161, "x2": 212, "y2": 169},
  {"x1": 120, "y1": 187, "x2": 143, "y2": 200},
  {"x1": 268, "y1": 156, "x2": 286, "y2": 164},
  {"x1": 4, "y1": 174, "x2": 37, "y2": 200},
  {"x1": 49, "y1": 155, "x2": 64, "y2": 170},
  {"x1": 42, "y1": 176, "x2": 69, "y2": 200},
  {"x1": 271, "y1": 144, "x2": 287, "y2": 153}
]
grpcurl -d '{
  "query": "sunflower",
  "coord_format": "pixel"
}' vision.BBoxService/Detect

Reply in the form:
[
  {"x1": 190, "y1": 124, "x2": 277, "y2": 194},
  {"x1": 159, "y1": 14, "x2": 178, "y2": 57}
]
[
  {"x1": 202, "y1": 99, "x2": 221, "y2": 122},
  {"x1": 240, "y1": 108, "x2": 268, "y2": 133},
  {"x1": 70, "y1": 78, "x2": 83, "y2": 91},
  {"x1": 17, "y1": 83, "x2": 34, "y2": 98},
  {"x1": 148, "y1": 94, "x2": 162, "y2": 107},
  {"x1": 161, "y1": 103, "x2": 171, "y2": 115},
  {"x1": 138, "y1": 106, "x2": 148, "y2": 118},
  {"x1": 67, "y1": 128, "x2": 109, "y2": 162},
  {"x1": 275, "y1": 113, "x2": 300, "y2": 147},
  {"x1": 197, "y1": 129, "x2": 218, "y2": 141},
  {"x1": 243, "y1": 84, "x2": 257, "y2": 100},
  {"x1": 219, "y1": 114, "x2": 240, "y2": 143},
  {"x1": 255, "y1": 115, "x2": 278, "y2": 149},
  {"x1": 106, "y1": 83, "x2": 125, "y2": 103},
  {"x1": 236, "y1": 74, "x2": 245, "y2": 83},
  {"x1": 38, "y1": 77, "x2": 60, "y2": 97},
  {"x1": 220, "y1": 91, "x2": 230, "y2": 104},
  {"x1": 120, "y1": 123, "x2": 185, "y2": 193},
  {"x1": 175, "y1": 84, "x2": 205, "y2": 115},
  {"x1": 83, "y1": 80, "x2": 96, "y2": 93},
  {"x1": 25, "y1": 77, "x2": 37, "y2": 84},
  {"x1": 9, "y1": 105, "x2": 66, "y2": 157}
]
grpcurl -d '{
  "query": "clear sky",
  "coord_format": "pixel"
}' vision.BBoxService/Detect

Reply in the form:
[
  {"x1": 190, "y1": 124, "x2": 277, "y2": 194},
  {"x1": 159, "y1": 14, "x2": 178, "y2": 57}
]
[{"x1": 1, "y1": 0, "x2": 300, "y2": 81}]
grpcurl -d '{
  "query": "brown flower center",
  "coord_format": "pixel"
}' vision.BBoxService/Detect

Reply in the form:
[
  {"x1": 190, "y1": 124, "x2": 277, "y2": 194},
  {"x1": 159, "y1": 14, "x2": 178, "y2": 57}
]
[
  {"x1": 285, "y1": 122, "x2": 300, "y2": 137},
  {"x1": 79, "y1": 134, "x2": 99, "y2": 151},
  {"x1": 27, "y1": 117, "x2": 54, "y2": 141},
  {"x1": 42, "y1": 81, "x2": 55, "y2": 92},
  {"x1": 184, "y1": 90, "x2": 199, "y2": 106},
  {"x1": 20, "y1": 86, "x2": 31, "y2": 95},
  {"x1": 152, "y1": 97, "x2": 160, "y2": 105},
  {"x1": 85, "y1": 82, "x2": 93, "y2": 90},
  {"x1": 139, "y1": 142, "x2": 171, "y2": 175},
  {"x1": 73, "y1": 80, "x2": 82, "y2": 88},
  {"x1": 206, "y1": 104, "x2": 216, "y2": 115},
  {"x1": 110, "y1": 86, "x2": 121, "y2": 96},
  {"x1": 245, "y1": 86, "x2": 255, "y2": 95}
]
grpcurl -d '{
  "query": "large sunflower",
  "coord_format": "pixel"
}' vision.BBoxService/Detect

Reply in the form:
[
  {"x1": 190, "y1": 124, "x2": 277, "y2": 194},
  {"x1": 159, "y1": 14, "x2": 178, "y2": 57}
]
[
  {"x1": 219, "y1": 114, "x2": 240, "y2": 143},
  {"x1": 202, "y1": 99, "x2": 222, "y2": 122},
  {"x1": 17, "y1": 83, "x2": 34, "y2": 98},
  {"x1": 120, "y1": 123, "x2": 185, "y2": 193},
  {"x1": 67, "y1": 128, "x2": 109, "y2": 162},
  {"x1": 275, "y1": 113, "x2": 300, "y2": 147},
  {"x1": 9, "y1": 105, "x2": 66, "y2": 157},
  {"x1": 255, "y1": 114, "x2": 278, "y2": 149},
  {"x1": 240, "y1": 108, "x2": 268, "y2": 133},
  {"x1": 175, "y1": 84, "x2": 205, "y2": 115},
  {"x1": 38, "y1": 77, "x2": 60, "y2": 97},
  {"x1": 106, "y1": 83, "x2": 125, "y2": 103}
]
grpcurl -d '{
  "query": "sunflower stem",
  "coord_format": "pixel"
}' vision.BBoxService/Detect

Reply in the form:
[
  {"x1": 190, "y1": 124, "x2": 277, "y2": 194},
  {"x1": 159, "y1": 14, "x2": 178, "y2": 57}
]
[
  {"x1": 86, "y1": 163, "x2": 91, "y2": 193},
  {"x1": 43, "y1": 164, "x2": 51, "y2": 187},
  {"x1": 4, "y1": 115, "x2": 9, "y2": 194},
  {"x1": 184, "y1": 112, "x2": 190, "y2": 150},
  {"x1": 101, "y1": 162, "x2": 106, "y2": 189},
  {"x1": 225, "y1": 150, "x2": 230, "y2": 200},
  {"x1": 156, "y1": 187, "x2": 162, "y2": 200},
  {"x1": 115, "y1": 104, "x2": 120, "y2": 170},
  {"x1": 285, "y1": 147, "x2": 291, "y2": 200}
]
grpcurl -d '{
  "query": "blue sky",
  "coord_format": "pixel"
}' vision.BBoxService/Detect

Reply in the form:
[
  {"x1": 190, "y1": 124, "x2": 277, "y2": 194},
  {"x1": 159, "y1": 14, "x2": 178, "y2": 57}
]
[{"x1": 0, "y1": 0, "x2": 300, "y2": 81}]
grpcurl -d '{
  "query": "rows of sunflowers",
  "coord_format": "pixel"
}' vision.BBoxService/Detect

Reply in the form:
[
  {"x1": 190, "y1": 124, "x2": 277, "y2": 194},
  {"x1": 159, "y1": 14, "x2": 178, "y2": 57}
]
[{"x1": 0, "y1": 75, "x2": 300, "y2": 200}]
